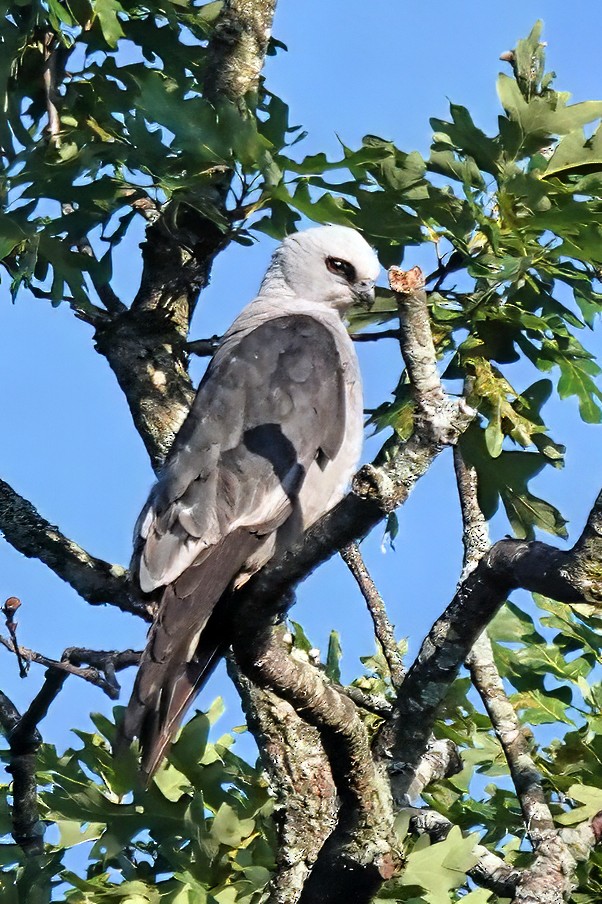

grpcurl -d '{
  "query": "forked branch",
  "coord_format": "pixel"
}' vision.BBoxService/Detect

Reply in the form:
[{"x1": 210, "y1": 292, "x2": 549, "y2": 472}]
[{"x1": 1, "y1": 638, "x2": 141, "y2": 698}]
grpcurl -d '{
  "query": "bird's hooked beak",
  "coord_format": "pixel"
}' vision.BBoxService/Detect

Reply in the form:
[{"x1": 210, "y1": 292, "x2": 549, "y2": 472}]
[{"x1": 354, "y1": 279, "x2": 376, "y2": 309}]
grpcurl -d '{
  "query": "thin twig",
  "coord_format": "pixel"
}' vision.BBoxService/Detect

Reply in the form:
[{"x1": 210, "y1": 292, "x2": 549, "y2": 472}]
[
  {"x1": 340, "y1": 542, "x2": 405, "y2": 688},
  {"x1": 2, "y1": 598, "x2": 28, "y2": 678},
  {"x1": 61, "y1": 208, "x2": 124, "y2": 317},
  {"x1": 351, "y1": 329, "x2": 402, "y2": 343},
  {"x1": 187, "y1": 335, "x2": 222, "y2": 357},
  {"x1": 0, "y1": 637, "x2": 141, "y2": 699},
  {"x1": 42, "y1": 30, "x2": 61, "y2": 143},
  {"x1": 21, "y1": 274, "x2": 106, "y2": 327}
]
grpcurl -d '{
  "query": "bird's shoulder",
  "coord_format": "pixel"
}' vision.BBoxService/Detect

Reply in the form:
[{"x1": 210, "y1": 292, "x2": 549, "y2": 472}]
[{"x1": 215, "y1": 297, "x2": 353, "y2": 365}]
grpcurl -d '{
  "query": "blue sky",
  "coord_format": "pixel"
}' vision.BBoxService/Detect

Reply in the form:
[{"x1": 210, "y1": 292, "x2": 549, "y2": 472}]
[{"x1": 1, "y1": 1, "x2": 601, "y2": 767}]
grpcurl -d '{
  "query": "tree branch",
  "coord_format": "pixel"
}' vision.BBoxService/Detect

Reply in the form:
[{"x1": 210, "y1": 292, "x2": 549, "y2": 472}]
[
  {"x1": 229, "y1": 659, "x2": 338, "y2": 904},
  {"x1": 399, "y1": 737, "x2": 462, "y2": 804},
  {"x1": 372, "y1": 489, "x2": 602, "y2": 802},
  {"x1": 466, "y1": 632, "x2": 583, "y2": 904},
  {"x1": 233, "y1": 628, "x2": 399, "y2": 904},
  {"x1": 204, "y1": 0, "x2": 278, "y2": 106},
  {"x1": 453, "y1": 442, "x2": 490, "y2": 578},
  {"x1": 410, "y1": 808, "x2": 522, "y2": 897},
  {"x1": 455, "y1": 441, "x2": 565, "y2": 849},
  {"x1": 337, "y1": 684, "x2": 392, "y2": 717},
  {"x1": 467, "y1": 632, "x2": 555, "y2": 843},
  {"x1": 0, "y1": 478, "x2": 148, "y2": 619},
  {"x1": 93, "y1": 0, "x2": 279, "y2": 469},
  {"x1": 340, "y1": 542, "x2": 404, "y2": 688},
  {"x1": 14, "y1": 268, "x2": 107, "y2": 327},
  {"x1": 1, "y1": 637, "x2": 141, "y2": 698},
  {"x1": 187, "y1": 335, "x2": 222, "y2": 357},
  {"x1": 351, "y1": 329, "x2": 402, "y2": 343},
  {"x1": 0, "y1": 672, "x2": 65, "y2": 857}
]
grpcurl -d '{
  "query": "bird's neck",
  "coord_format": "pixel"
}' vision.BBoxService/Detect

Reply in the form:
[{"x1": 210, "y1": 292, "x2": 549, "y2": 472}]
[{"x1": 258, "y1": 260, "x2": 296, "y2": 300}]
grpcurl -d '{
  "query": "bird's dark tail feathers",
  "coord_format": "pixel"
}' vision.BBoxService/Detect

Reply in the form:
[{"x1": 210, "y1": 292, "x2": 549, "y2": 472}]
[{"x1": 116, "y1": 529, "x2": 262, "y2": 783}]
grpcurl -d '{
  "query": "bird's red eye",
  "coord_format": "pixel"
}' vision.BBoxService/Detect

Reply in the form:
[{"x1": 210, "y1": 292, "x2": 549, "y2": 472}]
[{"x1": 326, "y1": 257, "x2": 357, "y2": 283}]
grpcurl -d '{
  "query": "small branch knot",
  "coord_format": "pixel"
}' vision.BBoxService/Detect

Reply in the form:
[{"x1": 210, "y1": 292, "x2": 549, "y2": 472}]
[
  {"x1": 352, "y1": 465, "x2": 398, "y2": 512},
  {"x1": 213, "y1": 16, "x2": 244, "y2": 46},
  {"x1": 416, "y1": 396, "x2": 476, "y2": 448}
]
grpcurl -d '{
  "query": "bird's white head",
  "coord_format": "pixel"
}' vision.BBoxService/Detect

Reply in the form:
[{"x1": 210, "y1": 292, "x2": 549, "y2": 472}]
[{"x1": 260, "y1": 225, "x2": 380, "y2": 312}]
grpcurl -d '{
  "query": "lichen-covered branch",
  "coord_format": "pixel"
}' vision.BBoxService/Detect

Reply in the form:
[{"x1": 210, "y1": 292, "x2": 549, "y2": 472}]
[
  {"x1": 205, "y1": 0, "x2": 278, "y2": 105},
  {"x1": 456, "y1": 442, "x2": 570, "y2": 857},
  {"x1": 467, "y1": 632, "x2": 577, "y2": 904},
  {"x1": 229, "y1": 660, "x2": 337, "y2": 904},
  {"x1": 232, "y1": 627, "x2": 398, "y2": 904},
  {"x1": 468, "y1": 632, "x2": 554, "y2": 845},
  {"x1": 456, "y1": 441, "x2": 554, "y2": 843},
  {"x1": 400, "y1": 737, "x2": 462, "y2": 804},
  {"x1": 453, "y1": 443, "x2": 490, "y2": 578},
  {"x1": 0, "y1": 478, "x2": 146, "y2": 618},
  {"x1": 391, "y1": 266, "x2": 442, "y2": 400},
  {"x1": 373, "y1": 490, "x2": 602, "y2": 801}
]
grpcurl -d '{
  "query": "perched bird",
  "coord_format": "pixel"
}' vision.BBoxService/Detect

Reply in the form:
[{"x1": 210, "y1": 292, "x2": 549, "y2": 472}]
[{"x1": 119, "y1": 225, "x2": 380, "y2": 779}]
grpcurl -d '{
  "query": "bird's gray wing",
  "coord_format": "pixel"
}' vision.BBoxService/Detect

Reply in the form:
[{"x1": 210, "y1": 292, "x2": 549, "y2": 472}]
[
  {"x1": 121, "y1": 312, "x2": 349, "y2": 777},
  {"x1": 135, "y1": 312, "x2": 347, "y2": 591}
]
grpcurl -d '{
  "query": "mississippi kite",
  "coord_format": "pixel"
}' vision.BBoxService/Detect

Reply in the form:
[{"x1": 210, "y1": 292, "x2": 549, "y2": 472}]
[{"x1": 120, "y1": 225, "x2": 380, "y2": 779}]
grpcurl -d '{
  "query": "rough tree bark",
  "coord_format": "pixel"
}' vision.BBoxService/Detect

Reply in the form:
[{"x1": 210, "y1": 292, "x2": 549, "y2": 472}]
[{"x1": 94, "y1": 0, "x2": 278, "y2": 468}]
